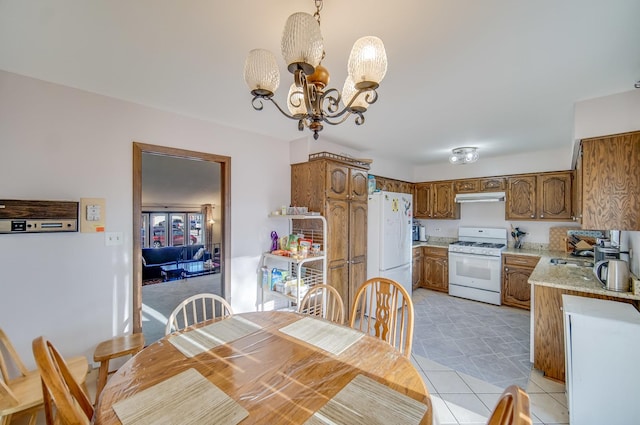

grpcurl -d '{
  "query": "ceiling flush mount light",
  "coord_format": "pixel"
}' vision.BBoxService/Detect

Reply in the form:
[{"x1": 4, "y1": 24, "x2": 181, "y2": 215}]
[
  {"x1": 243, "y1": 0, "x2": 387, "y2": 140},
  {"x1": 449, "y1": 147, "x2": 479, "y2": 165}
]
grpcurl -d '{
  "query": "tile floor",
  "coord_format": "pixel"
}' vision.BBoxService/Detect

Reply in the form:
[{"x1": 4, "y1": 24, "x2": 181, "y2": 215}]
[{"x1": 411, "y1": 289, "x2": 569, "y2": 424}]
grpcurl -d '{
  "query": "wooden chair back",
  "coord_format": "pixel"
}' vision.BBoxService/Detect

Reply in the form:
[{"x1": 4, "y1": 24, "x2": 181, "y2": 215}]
[
  {"x1": 32, "y1": 336, "x2": 93, "y2": 425},
  {"x1": 298, "y1": 284, "x2": 345, "y2": 324},
  {"x1": 349, "y1": 277, "x2": 414, "y2": 358},
  {"x1": 0, "y1": 328, "x2": 31, "y2": 383},
  {"x1": 165, "y1": 293, "x2": 233, "y2": 335},
  {"x1": 487, "y1": 385, "x2": 532, "y2": 425}
]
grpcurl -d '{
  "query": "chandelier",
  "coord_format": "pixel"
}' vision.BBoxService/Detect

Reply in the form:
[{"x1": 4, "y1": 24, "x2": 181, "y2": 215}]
[
  {"x1": 449, "y1": 147, "x2": 479, "y2": 165},
  {"x1": 243, "y1": 0, "x2": 387, "y2": 140}
]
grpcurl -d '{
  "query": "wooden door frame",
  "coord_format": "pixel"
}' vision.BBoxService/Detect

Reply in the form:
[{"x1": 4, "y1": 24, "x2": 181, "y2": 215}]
[{"x1": 132, "y1": 142, "x2": 231, "y2": 334}]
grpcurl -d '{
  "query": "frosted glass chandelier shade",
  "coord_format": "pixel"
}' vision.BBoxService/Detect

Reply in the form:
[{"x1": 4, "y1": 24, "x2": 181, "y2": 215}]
[
  {"x1": 342, "y1": 75, "x2": 368, "y2": 110},
  {"x1": 244, "y1": 49, "x2": 280, "y2": 93},
  {"x1": 287, "y1": 83, "x2": 307, "y2": 116},
  {"x1": 281, "y1": 12, "x2": 324, "y2": 69},
  {"x1": 348, "y1": 36, "x2": 387, "y2": 85}
]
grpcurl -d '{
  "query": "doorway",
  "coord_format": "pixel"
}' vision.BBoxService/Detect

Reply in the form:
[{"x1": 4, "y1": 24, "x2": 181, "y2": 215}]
[{"x1": 132, "y1": 142, "x2": 231, "y2": 336}]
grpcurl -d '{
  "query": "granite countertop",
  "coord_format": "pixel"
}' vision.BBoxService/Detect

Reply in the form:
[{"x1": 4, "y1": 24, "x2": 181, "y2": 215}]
[
  {"x1": 412, "y1": 239, "x2": 452, "y2": 249},
  {"x1": 527, "y1": 250, "x2": 640, "y2": 301}
]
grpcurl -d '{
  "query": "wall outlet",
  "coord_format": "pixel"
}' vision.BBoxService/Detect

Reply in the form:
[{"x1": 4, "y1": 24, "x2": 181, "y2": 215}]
[{"x1": 105, "y1": 232, "x2": 123, "y2": 246}]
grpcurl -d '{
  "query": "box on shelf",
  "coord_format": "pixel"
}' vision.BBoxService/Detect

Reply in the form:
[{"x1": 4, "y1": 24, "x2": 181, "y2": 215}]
[
  {"x1": 290, "y1": 283, "x2": 309, "y2": 298},
  {"x1": 270, "y1": 268, "x2": 289, "y2": 291}
]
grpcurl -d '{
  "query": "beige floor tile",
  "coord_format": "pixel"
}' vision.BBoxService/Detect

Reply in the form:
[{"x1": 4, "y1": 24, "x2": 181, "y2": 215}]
[
  {"x1": 548, "y1": 391, "x2": 567, "y2": 408},
  {"x1": 529, "y1": 369, "x2": 566, "y2": 393},
  {"x1": 419, "y1": 370, "x2": 438, "y2": 396},
  {"x1": 427, "y1": 371, "x2": 473, "y2": 394},
  {"x1": 440, "y1": 393, "x2": 491, "y2": 424},
  {"x1": 412, "y1": 352, "x2": 453, "y2": 372},
  {"x1": 430, "y1": 395, "x2": 459, "y2": 425},
  {"x1": 529, "y1": 393, "x2": 570, "y2": 424},
  {"x1": 457, "y1": 372, "x2": 503, "y2": 394}
]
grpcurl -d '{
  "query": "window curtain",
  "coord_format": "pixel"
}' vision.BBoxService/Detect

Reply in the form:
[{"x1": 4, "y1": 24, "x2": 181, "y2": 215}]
[{"x1": 201, "y1": 204, "x2": 214, "y2": 255}]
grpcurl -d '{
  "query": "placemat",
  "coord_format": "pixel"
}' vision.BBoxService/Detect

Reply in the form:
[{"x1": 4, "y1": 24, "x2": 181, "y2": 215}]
[
  {"x1": 305, "y1": 374, "x2": 428, "y2": 425},
  {"x1": 112, "y1": 368, "x2": 248, "y2": 425},
  {"x1": 168, "y1": 316, "x2": 262, "y2": 358},
  {"x1": 279, "y1": 317, "x2": 364, "y2": 356}
]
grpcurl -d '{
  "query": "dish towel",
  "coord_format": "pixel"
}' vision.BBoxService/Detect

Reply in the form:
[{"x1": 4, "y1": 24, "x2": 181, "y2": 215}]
[
  {"x1": 305, "y1": 374, "x2": 428, "y2": 425},
  {"x1": 279, "y1": 317, "x2": 364, "y2": 356},
  {"x1": 168, "y1": 316, "x2": 262, "y2": 358},
  {"x1": 112, "y1": 368, "x2": 248, "y2": 425}
]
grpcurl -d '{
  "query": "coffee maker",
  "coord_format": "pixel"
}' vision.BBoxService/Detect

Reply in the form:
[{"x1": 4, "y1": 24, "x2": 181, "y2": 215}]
[{"x1": 594, "y1": 245, "x2": 620, "y2": 263}]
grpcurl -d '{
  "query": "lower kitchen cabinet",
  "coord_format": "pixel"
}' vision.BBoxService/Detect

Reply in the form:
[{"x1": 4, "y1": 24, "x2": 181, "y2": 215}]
[
  {"x1": 501, "y1": 254, "x2": 539, "y2": 310},
  {"x1": 412, "y1": 247, "x2": 422, "y2": 289},
  {"x1": 422, "y1": 246, "x2": 448, "y2": 292},
  {"x1": 533, "y1": 284, "x2": 639, "y2": 382}
]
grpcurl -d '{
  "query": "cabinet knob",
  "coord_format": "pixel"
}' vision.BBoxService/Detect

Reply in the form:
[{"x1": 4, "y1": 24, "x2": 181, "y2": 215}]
[
  {"x1": 540, "y1": 214, "x2": 544, "y2": 218},
  {"x1": 530, "y1": 214, "x2": 535, "y2": 218},
  {"x1": 505, "y1": 267, "x2": 509, "y2": 272}
]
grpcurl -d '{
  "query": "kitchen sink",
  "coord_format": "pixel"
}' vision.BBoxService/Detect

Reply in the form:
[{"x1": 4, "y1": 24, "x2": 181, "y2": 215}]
[{"x1": 549, "y1": 258, "x2": 594, "y2": 268}]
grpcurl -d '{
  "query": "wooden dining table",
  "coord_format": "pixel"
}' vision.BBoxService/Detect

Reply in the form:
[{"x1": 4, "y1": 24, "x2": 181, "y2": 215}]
[{"x1": 94, "y1": 311, "x2": 432, "y2": 425}]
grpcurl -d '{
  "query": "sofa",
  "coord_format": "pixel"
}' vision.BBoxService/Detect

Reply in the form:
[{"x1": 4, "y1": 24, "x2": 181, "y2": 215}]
[{"x1": 142, "y1": 244, "x2": 211, "y2": 281}]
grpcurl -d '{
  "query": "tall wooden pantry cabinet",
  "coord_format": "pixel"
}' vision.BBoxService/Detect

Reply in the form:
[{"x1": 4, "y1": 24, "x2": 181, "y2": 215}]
[{"x1": 290, "y1": 153, "x2": 369, "y2": 318}]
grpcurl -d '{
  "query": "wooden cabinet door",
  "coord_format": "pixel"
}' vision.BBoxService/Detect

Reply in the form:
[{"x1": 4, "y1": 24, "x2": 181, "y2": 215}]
[
  {"x1": 581, "y1": 132, "x2": 640, "y2": 230},
  {"x1": 501, "y1": 253, "x2": 538, "y2": 310},
  {"x1": 573, "y1": 150, "x2": 583, "y2": 224},
  {"x1": 537, "y1": 172, "x2": 572, "y2": 220},
  {"x1": 422, "y1": 247, "x2": 448, "y2": 292},
  {"x1": 326, "y1": 162, "x2": 350, "y2": 200},
  {"x1": 432, "y1": 181, "x2": 458, "y2": 219},
  {"x1": 506, "y1": 175, "x2": 536, "y2": 220},
  {"x1": 412, "y1": 248, "x2": 422, "y2": 289},
  {"x1": 348, "y1": 201, "x2": 368, "y2": 317},
  {"x1": 479, "y1": 177, "x2": 506, "y2": 192},
  {"x1": 325, "y1": 199, "x2": 349, "y2": 282},
  {"x1": 414, "y1": 183, "x2": 432, "y2": 218},
  {"x1": 349, "y1": 168, "x2": 369, "y2": 202},
  {"x1": 454, "y1": 179, "x2": 479, "y2": 193}
]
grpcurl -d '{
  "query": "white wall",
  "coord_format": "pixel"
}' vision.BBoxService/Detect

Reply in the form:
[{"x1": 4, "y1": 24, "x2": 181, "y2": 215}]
[
  {"x1": 574, "y1": 89, "x2": 640, "y2": 142},
  {"x1": 0, "y1": 70, "x2": 291, "y2": 368}
]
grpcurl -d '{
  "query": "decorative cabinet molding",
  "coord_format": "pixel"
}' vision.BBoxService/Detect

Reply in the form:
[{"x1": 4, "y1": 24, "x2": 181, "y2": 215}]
[
  {"x1": 579, "y1": 131, "x2": 640, "y2": 230},
  {"x1": 501, "y1": 254, "x2": 539, "y2": 310},
  {"x1": 454, "y1": 177, "x2": 506, "y2": 193}
]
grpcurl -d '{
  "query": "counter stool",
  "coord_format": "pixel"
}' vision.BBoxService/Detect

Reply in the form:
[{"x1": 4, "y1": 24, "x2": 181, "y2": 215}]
[{"x1": 92, "y1": 334, "x2": 145, "y2": 405}]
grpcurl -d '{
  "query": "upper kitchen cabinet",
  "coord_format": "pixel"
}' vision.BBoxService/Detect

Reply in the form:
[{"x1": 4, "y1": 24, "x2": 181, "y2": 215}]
[
  {"x1": 578, "y1": 131, "x2": 640, "y2": 230},
  {"x1": 414, "y1": 181, "x2": 460, "y2": 219},
  {"x1": 373, "y1": 175, "x2": 413, "y2": 194},
  {"x1": 325, "y1": 161, "x2": 369, "y2": 202},
  {"x1": 454, "y1": 177, "x2": 506, "y2": 193},
  {"x1": 506, "y1": 172, "x2": 572, "y2": 221}
]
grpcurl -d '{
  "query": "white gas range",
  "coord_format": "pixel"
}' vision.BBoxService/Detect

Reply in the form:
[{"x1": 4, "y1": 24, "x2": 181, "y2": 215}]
[{"x1": 448, "y1": 227, "x2": 507, "y2": 305}]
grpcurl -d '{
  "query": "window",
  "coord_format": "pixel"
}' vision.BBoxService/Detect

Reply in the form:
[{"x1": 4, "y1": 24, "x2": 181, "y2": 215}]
[{"x1": 142, "y1": 212, "x2": 204, "y2": 248}]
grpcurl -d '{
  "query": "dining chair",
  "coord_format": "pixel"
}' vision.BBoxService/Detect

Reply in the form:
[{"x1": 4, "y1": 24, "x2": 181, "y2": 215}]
[
  {"x1": 349, "y1": 277, "x2": 414, "y2": 358},
  {"x1": 32, "y1": 336, "x2": 94, "y2": 425},
  {"x1": 92, "y1": 333, "x2": 145, "y2": 405},
  {"x1": 298, "y1": 284, "x2": 345, "y2": 324},
  {"x1": 165, "y1": 293, "x2": 234, "y2": 335},
  {"x1": 487, "y1": 385, "x2": 532, "y2": 425},
  {"x1": 0, "y1": 328, "x2": 88, "y2": 425}
]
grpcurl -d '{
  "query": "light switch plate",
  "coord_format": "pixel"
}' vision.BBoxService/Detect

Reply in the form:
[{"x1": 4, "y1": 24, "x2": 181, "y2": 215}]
[{"x1": 105, "y1": 232, "x2": 123, "y2": 246}]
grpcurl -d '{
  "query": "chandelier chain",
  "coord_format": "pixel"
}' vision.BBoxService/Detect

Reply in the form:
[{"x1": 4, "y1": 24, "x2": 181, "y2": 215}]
[{"x1": 313, "y1": 0, "x2": 323, "y2": 25}]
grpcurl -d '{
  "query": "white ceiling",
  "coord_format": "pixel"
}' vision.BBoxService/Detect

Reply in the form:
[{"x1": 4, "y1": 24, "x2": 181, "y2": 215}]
[{"x1": 1, "y1": 0, "x2": 639, "y2": 165}]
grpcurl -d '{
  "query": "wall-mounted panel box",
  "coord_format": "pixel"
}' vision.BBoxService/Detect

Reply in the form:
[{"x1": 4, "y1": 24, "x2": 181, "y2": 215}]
[{"x1": 0, "y1": 200, "x2": 78, "y2": 233}]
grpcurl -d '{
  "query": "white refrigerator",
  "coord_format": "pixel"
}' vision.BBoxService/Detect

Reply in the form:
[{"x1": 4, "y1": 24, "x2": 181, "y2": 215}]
[
  {"x1": 562, "y1": 294, "x2": 640, "y2": 425},
  {"x1": 367, "y1": 191, "x2": 413, "y2": 297}
]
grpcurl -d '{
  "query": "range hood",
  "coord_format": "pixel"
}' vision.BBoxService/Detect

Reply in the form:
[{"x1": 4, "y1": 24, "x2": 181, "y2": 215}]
[{"x1": 455, "y1": 191, "x2": 506, "y2": 203}]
